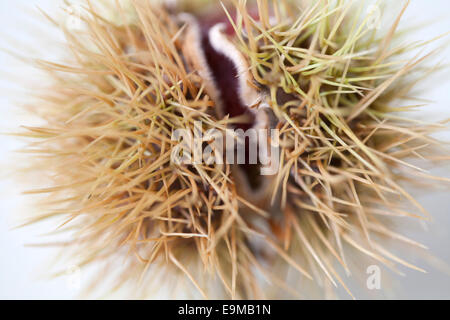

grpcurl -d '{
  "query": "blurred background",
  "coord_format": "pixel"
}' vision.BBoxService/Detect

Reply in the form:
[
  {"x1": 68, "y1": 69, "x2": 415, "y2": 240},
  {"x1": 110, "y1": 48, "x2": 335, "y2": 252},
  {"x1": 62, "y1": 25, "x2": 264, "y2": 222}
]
[{"x1": 0, "y1": 0, "x2": 449, "y2": 299}]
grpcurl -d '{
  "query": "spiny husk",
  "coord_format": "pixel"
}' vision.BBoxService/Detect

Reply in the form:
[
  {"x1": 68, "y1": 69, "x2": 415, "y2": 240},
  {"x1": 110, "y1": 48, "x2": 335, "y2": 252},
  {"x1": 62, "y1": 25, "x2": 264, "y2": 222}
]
[
  {"x1": 225, "y1": 0, "x2": 449, "y2": 297},
  {"x1": 18, "y1": 0, "x2": 449, "y2": 299},
  {"x1": 21, "y1": 0, "x2": 248, "y2": 299}
]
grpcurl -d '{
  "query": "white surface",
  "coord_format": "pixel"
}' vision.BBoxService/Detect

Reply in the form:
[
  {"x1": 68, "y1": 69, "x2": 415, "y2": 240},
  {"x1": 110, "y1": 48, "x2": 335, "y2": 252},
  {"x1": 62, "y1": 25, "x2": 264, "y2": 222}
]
[{"x1": 0, "y1": 0, "x2": 450, "y2": 299}]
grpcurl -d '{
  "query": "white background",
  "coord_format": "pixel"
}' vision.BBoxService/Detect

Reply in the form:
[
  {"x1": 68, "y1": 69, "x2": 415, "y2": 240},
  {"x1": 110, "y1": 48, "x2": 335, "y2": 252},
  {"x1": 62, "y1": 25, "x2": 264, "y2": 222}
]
[{"x1": 0, "y1": 0, "x2": 449, "y2": 299}]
